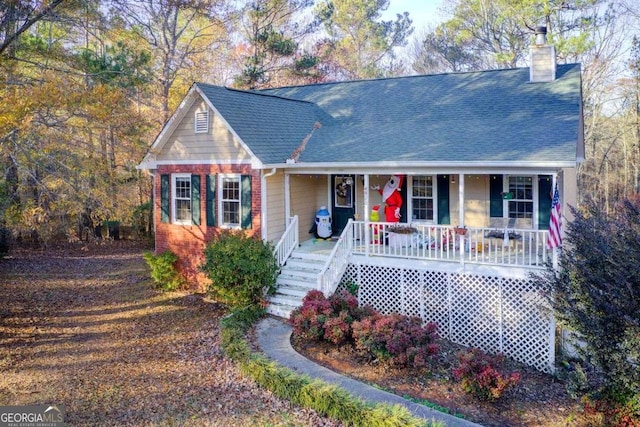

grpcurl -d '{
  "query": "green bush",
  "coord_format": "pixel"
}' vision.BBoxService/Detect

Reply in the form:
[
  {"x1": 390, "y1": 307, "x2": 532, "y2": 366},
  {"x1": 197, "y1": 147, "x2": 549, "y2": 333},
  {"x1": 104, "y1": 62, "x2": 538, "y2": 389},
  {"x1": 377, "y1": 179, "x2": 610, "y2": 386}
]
[
  {"x1": 201, "y1": 229, "x2": 278, "y2": 310},
  {"x1": 534, "y1": 196, "x2": 640, "y2": 405},
  {"x1": 143, "y1": 250, "x2": 183, "y2": 291}
]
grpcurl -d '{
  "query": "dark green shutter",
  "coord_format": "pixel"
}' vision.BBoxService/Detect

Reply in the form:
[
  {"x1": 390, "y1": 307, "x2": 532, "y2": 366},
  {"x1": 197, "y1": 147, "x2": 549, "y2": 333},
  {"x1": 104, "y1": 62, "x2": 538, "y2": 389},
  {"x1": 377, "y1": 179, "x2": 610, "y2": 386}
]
[
  {"x1": 489, "y1": 175, "x2": 504, "y2": 217},
  {"x1": 160, "y1": 174, "x2": 170, "y2": 223},
  {"x1": 206, "y1": 174, "x2": 216, "y2": 227},
  {"x1": 241, "y1": 175, "x2": 252, "y2": 229},
  {"x1": 437, "y1": 175, "x2": 450, "y2": 225},
  {"x1": 191, "y1": 175, "x2": 201, "y2": 225},
  {"x1": 538, "y1": 175, "x2": 552, "y2": 230}
]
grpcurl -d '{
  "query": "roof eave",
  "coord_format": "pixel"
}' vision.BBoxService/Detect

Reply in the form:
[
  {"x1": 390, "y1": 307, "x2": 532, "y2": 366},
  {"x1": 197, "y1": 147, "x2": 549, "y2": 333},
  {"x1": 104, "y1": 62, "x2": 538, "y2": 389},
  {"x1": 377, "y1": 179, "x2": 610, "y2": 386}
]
[{"x1": 261, "y1": 160, "x2": 577, "y2": 171}]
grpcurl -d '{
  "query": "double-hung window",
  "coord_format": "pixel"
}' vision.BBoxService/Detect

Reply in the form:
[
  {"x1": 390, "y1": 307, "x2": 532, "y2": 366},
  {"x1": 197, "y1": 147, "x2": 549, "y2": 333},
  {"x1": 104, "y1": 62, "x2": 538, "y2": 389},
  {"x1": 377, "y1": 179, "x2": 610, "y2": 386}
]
[
  {"x1": 507, "y1": 176, "x2": 533, "y2": 219},
  {"x1": 410, "y1": 175, "x2": 435, "y2": 222},
  {"x1": 221, "y1": 175, "x2": 241, "y2": 227},
  {"x1": 173, "y1": 174, "x2": 192, "y2": 224}
]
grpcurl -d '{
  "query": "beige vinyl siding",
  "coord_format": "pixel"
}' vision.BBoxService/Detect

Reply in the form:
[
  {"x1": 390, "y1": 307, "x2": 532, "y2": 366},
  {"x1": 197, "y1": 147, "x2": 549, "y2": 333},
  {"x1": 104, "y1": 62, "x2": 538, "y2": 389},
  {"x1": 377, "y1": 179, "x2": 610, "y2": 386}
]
[
  {"x1": 290, "y1": 175, "x2": 325, "y2": 243},
  {"x1": 157, "y1": 97, "x2": 252, "y2": 163},
  {"x1": 265, "y1": 171, "x2": 286, "y2": 243}
]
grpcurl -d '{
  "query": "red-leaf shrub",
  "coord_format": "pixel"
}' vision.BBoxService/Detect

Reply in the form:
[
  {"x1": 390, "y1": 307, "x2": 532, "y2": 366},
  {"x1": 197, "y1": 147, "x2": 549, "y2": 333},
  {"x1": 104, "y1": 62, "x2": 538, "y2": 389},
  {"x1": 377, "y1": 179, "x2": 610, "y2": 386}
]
[
  {"x1": 289, "y1": 290, "x2": 375, "y2": 343},
  {"x1": 452, "y1": 348, "x2": 520, "y2": 401},
  {"x1": 352, "y1": 313, "x2": 439, "y2": 368},
  {"x1": 289, "y1": 290, "x2": 332, "y2": 341}
]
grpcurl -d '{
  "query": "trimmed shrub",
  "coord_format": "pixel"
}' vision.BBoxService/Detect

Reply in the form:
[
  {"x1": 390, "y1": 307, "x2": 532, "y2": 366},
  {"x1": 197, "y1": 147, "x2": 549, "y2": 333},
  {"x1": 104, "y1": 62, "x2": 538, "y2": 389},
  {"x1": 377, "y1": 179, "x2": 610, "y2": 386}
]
[
  {"x1": 452, "y1": 348, "x2": 520, "y2": 401},
  {"x1": 352, "y1": 313, "x2": 439, "y2": 369},
  {"x1": 143, "y1": 250, "x2": 183, "y2": 291},
  {"x1": 289, "y1": 289, "x2": 376, "y2": 344},
  {"x1": 201, "y1": 229, "x2": 278, "y2": 310}
]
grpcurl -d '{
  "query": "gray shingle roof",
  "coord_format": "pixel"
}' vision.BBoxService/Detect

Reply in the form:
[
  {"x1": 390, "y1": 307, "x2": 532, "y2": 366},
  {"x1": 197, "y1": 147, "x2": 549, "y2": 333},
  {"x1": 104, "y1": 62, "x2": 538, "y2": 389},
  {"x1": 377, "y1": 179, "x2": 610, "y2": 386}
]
[
  {"x1": 198, "y1": 64, "x2": 581, "y2": 166},
  {"x1": 196, "y1": 84, "x2": 333, "y2": 164}
]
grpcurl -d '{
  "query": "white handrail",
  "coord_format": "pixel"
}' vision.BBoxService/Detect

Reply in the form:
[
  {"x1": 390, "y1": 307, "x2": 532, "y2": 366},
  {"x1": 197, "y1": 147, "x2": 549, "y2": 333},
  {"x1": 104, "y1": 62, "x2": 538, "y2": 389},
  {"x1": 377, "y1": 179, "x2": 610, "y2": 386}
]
[
  {"x1": 350, "y1": 221, "x2": 549, "y2": 269},
  {"x1": 273, "y1": 215, "x2": 299, "y2": 268},
  {"x1": 317, "y1": 219, "x2": 354, "y2": 296}
]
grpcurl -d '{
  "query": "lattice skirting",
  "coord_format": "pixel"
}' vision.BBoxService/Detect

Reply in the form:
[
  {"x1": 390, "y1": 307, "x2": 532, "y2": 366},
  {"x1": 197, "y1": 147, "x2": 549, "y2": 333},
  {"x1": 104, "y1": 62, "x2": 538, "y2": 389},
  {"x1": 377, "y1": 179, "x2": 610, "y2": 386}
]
[{"x1": 339, "y1": 263, "x2": 555, "y2": 373}]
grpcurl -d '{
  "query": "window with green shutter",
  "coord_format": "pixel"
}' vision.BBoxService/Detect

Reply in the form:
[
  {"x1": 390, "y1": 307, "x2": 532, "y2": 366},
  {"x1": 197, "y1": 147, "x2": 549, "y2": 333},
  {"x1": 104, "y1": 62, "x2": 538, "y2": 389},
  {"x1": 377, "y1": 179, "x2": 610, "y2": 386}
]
[
  {"x1": 216, "y1": 174, "x2": 252, "y2": 229},
  {"x1": 191, "y1": 175, "x2": 201, "y2": 225},
  {"x1": 241, "y1": 175, "x2": 252, "y2": 229},
  {"x1": 160, "y1": 174, "x2": 170, "y2": 223},
  {"x1": 206, "y1": 174, "x2": 216, "y2": 227}
]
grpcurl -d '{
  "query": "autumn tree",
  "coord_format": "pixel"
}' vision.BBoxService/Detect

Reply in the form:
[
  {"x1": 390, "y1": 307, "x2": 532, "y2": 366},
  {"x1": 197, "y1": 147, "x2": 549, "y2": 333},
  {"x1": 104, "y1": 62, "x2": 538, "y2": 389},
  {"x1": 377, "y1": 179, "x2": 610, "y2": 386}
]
[
  {"x1": 0, "y1": 1, "x2": 153, "y2": 244},
  {"x1": 411, "y1": 0, "x2": 609, "y2": 73},
  {"x1": 0, "y1": 0, "x2": 66, "y2": 56},
  {"x1": 109, "y1": 0, "x2": 232, "y2": 122},
  {"x1": 234, "y1": 0, "x2": 321, "y2": 89},
  {"x1": 313, "y1": 0, "x2": 413, "y2": 80}
]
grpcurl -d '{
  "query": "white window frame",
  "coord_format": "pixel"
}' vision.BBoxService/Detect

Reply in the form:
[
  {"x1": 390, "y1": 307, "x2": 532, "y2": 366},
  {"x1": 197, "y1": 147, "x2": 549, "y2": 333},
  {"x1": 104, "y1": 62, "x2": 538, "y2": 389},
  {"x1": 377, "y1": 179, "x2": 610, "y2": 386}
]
[
  {"x1": 194, "y1": 109, "x2": 209, "y2": 134},
  {"x1": 172, "y1": 173, "x2": 192, "y2": 225},
  {"x1": 503, "y1": 175, "x2": 539, "y2": 227},
  {"x1": 408, "y1": 175, "x2": 437, "y2": 224},
  {"x1": 218, "y1": 174, "x2": 241, "y2": 228}
]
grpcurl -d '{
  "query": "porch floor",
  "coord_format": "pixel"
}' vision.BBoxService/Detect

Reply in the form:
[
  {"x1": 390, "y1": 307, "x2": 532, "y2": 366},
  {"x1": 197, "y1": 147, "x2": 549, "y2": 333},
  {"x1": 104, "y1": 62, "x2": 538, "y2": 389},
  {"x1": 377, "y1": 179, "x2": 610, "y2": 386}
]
[{"x1": 298, "y1": 237, "x2": 337, "y2": 257}]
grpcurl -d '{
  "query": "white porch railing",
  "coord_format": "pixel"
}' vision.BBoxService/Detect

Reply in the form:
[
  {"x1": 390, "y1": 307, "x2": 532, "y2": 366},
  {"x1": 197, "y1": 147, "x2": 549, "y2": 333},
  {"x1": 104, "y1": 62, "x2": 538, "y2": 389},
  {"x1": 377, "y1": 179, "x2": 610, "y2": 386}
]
[
  {"x1": 273, "y1": 215, "x2": 299, "y2": 268},
  {"x1": 318, "y1": 219, "x2": 354, "y2": 296},
  {"x1": 351, "y1": 221, "x2": 549, "y2": 269}
]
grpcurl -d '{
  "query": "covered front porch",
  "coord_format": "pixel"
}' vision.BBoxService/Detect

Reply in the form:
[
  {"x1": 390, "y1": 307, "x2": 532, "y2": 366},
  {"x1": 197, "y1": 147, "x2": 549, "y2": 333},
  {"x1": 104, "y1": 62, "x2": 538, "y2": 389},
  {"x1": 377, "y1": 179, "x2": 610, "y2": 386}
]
[{"x1": 271, "y1": 170, "x2": 567, "y2": 249}]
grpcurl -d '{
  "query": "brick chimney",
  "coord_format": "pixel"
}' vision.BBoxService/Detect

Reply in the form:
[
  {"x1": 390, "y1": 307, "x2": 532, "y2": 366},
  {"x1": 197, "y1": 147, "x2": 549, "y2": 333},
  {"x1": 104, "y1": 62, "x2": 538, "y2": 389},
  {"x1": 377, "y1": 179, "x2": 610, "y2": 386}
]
[{"x1": 529, "y1": 26, "x2": 556, "y2": 82}]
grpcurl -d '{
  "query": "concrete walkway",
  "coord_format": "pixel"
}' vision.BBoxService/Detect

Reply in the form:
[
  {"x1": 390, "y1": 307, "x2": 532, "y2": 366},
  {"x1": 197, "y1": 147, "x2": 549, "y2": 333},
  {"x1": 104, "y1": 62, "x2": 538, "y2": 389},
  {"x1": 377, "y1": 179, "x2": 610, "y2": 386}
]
[{"x1": 256, "y1": 317, "x2": 483, "y2": 427}]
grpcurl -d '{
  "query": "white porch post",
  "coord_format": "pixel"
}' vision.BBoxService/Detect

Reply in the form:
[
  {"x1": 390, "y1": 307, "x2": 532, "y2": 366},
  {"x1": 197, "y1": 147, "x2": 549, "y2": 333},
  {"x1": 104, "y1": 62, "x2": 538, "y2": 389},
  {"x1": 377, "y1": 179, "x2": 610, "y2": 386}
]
[
  {"x1": 364, "y1": 174, "x2": 370, "y2": 256},
  {"x1": 551, "y1": 173, "x2": 559, "y2": 271},
  {"x1": 284, "y1": 173, "x2": 291, "y2": 220},
  {"x1": 458, "y1": 173, "x2": 464, "y2": 226},
  {"x1": 261, "y1": 168, "x2": 277, "y2": 241},
  {"x1": 363, "y1": 175, "x2": 370, "y2": 221},
  {"x1": 458, "y1": 173, "x2": 465, "y2": 264}
]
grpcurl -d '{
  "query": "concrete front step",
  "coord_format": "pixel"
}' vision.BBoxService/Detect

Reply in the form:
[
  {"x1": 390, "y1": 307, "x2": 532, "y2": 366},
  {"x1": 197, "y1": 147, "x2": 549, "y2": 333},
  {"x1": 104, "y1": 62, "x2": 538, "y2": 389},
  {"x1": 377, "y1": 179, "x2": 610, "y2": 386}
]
[
  {"x1": 275, "y1": 283, "x2": 316, "y2": 298},
  {"x1": 268, "y1": 249, "x2": 329, "y2": 319},
  {"x1": 279, "y1": 267, "x2": 321, "y2": 280},
  {"x1": 265, "y1": 302, "x2": 297, "y2": 318}
]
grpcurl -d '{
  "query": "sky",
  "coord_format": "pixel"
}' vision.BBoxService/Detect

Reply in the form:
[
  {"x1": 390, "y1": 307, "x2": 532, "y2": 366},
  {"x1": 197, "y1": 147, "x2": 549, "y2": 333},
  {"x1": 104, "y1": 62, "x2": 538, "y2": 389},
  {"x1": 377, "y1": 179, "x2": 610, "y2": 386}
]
[{"x1": 382, "y1": 0, "x2": 447, "y2": 31}]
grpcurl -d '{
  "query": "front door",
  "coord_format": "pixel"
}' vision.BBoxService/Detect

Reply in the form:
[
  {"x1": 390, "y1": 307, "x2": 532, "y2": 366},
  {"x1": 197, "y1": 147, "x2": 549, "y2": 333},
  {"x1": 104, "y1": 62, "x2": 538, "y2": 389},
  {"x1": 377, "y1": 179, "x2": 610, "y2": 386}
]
[{"x1": 331, "y1": 175, "x2": 356, "y2": 235}]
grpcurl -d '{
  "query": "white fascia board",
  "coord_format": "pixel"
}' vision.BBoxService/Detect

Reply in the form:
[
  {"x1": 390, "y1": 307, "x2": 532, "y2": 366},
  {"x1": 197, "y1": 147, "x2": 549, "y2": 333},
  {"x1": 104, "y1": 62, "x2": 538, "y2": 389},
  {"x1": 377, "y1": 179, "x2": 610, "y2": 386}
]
[
  {"x1": 194, "y1": 85, "x2": 264, "y2": 169},
  {"x1": 262, "y1": 160, "x2": 577, "y2": 175},
  {"x1": 154, "y1": 159, "x2": 254, "y2": 166}
]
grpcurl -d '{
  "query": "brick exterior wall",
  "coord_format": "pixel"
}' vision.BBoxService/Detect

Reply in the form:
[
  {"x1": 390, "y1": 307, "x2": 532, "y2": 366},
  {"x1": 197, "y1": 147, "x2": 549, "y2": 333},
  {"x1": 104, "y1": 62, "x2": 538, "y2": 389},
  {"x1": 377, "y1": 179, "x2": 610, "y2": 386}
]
[{"x1": 154, "y1": 164, "x2": 262, "y2": 290}]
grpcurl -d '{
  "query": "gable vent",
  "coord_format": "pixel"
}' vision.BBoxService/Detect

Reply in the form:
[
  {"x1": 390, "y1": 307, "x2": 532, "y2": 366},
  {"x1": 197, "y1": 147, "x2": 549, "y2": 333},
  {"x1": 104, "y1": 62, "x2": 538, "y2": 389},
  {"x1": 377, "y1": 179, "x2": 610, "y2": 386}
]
[{"x1": 194, "y1": 110, "x2": 209, "y2": 133}]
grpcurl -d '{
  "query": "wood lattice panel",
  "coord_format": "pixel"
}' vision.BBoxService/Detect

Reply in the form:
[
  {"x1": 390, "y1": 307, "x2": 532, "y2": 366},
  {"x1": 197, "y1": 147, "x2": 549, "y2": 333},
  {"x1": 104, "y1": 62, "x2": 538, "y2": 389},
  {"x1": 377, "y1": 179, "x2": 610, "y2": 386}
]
[{"x1": 340, "y1": 263, "x2": 555, "y2": 373}]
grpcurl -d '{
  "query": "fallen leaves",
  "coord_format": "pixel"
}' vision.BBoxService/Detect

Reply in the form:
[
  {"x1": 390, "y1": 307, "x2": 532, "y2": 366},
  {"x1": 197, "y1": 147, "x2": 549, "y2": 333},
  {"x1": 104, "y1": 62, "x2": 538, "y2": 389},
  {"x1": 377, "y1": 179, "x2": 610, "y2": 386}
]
[{"x1": 0, "y1": 241, "x2": 342, "y2": 426}]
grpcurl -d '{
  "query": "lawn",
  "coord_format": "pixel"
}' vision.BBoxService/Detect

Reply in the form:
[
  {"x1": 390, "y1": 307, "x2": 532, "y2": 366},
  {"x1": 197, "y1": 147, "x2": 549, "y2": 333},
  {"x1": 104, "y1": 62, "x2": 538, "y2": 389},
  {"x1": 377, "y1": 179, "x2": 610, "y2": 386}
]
[{"x1": 0, "y1": 241, "x2": 340, "y2": 427}]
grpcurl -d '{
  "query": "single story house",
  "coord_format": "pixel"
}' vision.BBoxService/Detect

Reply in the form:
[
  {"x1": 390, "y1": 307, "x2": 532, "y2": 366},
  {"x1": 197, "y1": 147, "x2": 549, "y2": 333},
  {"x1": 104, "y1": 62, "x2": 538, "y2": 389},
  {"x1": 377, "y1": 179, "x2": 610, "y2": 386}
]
[{"x1": 138, "y1": 30, "x2": 583, "y2": 373}]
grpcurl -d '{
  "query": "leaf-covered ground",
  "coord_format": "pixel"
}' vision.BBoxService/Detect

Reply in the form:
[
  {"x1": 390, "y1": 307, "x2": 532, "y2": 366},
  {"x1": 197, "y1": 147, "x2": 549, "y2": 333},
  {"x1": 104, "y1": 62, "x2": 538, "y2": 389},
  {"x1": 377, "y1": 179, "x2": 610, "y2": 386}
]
[{"x1": 0, "y1": 241, "x2": 341, "y2": 427}]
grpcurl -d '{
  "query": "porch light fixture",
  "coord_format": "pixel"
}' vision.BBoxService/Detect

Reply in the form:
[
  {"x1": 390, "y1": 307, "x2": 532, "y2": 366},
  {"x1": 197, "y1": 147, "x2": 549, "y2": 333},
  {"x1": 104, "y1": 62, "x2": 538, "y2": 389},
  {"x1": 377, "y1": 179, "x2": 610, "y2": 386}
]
[{"x1": 450, "y1": 175, "x2": 456, "y2": 184}]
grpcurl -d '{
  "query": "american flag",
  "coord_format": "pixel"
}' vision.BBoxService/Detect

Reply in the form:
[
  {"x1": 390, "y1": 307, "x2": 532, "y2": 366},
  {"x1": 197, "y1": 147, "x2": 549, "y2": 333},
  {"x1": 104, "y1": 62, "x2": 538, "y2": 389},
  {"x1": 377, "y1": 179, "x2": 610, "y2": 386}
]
[{"x1": 547, "y1": 183, "x2": 562, "y2": 249}]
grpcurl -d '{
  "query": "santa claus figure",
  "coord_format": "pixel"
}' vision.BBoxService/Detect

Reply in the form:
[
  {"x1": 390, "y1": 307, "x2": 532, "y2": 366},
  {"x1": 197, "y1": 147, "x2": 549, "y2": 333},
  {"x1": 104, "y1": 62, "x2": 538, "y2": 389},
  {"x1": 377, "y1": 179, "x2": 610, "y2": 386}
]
[{"x1": 373, "y1": 175, "x2": 404, "y2": 223}]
